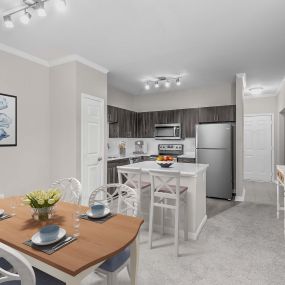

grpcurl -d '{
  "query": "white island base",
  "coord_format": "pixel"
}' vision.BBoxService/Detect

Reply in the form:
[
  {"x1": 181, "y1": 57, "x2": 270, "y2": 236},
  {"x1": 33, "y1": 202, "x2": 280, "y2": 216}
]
[{"x1": 123, "y1": 161, "x2": 209, "y2": 240}]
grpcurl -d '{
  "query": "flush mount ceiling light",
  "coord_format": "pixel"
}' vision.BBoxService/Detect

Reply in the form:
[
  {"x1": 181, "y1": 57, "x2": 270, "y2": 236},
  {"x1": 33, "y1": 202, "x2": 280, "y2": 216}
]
[
  {"x1": 2, "y1": 0, "x2": 67, "y2": 29},
  {"x1": 248, "y1": 87, "x2": 264, "y2": 95},
  {"x1": 144, "y1": 76, "x2": 182, "y2": 90}
]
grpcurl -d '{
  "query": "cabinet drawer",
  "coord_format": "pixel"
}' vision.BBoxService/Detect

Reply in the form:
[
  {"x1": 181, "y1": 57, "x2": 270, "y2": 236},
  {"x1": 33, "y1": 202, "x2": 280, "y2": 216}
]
[{"x1": 177, "y1": 157, "x2": 196, "y2": 163}]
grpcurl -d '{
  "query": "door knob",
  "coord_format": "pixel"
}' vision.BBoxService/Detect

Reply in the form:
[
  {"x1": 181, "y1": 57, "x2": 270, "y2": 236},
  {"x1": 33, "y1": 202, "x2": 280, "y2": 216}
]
[{"x1": 98, "y1": 157, "x2": 102, "y2": 161}]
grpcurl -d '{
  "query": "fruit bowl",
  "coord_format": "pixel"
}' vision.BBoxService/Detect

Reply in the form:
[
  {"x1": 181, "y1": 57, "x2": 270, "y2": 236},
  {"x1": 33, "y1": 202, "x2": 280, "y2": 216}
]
[
  {"x1": 156, "y1": 160, "x2": 174, "y2": 168},
  {"x1": 156, "y1": 155, "x2": 174, "y2": 168}
]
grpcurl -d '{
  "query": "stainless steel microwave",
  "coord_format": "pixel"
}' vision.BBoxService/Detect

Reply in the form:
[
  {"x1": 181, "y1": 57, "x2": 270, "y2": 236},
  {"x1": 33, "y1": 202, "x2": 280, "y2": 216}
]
[{"x1": 154, "y1": 123, "x2": 182, "y2": 140}]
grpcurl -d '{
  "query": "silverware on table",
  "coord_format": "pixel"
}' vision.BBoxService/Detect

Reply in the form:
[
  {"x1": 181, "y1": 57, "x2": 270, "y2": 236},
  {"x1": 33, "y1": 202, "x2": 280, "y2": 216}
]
[{"x1": 51, "y1": 236, "x2": 73, "y2": 251}]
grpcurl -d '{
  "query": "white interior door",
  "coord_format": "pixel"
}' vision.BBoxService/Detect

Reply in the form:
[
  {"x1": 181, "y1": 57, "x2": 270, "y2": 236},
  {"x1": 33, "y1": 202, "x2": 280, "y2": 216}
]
[
  {"x1": 81, "y1": 94, "x2": 104, "y2": 205},
  {"x1": 244, "y1": 114, "x2": 273, "y2": 182}
]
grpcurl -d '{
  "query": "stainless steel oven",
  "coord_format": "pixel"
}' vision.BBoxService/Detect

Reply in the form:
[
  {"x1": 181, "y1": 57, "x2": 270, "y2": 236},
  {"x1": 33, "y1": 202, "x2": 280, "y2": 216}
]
[{"x1": 154, "y1": 123, "x2": 181, "y2": 140}]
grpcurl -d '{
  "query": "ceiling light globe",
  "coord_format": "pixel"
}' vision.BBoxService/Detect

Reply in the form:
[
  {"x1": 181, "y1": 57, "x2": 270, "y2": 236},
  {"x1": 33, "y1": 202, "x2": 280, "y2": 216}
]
[
  {"x1": 37, "y1": 4, "x2": 47, "y2": 17},
  {"x1": 3, "y1": 16, "x2": 14, "y2": 28},
  {"x1": 20, "y1": 11, "x2": 32, "y2": 25},
  {"x1": 56, "y1": 0, "x2": 67, "y2": 12},
  {"x1": 176, "y1": 78, "x2": 181, "y2": 86},
  {"x1": 154, "y1": 81, "x2": 159, "y2": 88},
  {"x1": 145, "y1": 83, "x2": 150, "y2": 90},
  {"x1": 165, "y1": 80, "x2": 170, "y2": 88}
]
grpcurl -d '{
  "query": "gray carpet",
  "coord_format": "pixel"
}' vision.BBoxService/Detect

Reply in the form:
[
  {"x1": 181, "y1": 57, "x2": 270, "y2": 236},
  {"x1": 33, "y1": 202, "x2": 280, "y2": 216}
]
[{"x1": 100, "y1": 201, "x2": 285, "y2": 285}]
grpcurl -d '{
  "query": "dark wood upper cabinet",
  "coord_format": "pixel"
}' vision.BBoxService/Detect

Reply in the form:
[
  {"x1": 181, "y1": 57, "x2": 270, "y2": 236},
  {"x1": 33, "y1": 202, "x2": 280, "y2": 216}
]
[
  {"x1": 107, "y1": 105, "x2": 118, "y2": 123},
  {"x1": 108, "y1": 105, "x2": 236, "y2": 139},
  {"x1": 199, "y1": 105, "x2": 236, "y2": 123},
  {"x1": 198, "y1": 107, "x2": 217, "y2": 123},
  {"x1": 182, "y1": 108, "x2": 199, "y2": 138},
  {"x1": 215, "y1": 105, "x2": 236, "y2": 122},
  {"x1": 137, "y1": 112, "x2": 155, "y2": 138}
]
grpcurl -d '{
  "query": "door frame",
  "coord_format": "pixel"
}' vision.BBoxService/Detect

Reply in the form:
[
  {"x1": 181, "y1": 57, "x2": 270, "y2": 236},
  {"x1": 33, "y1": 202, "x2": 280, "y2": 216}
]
[
  {"x1": 81, "y1": 93, "x2": 105, "y2": 203},
  {"x1": 244, "y1": 113, "x2": 274, "y2": 182}
]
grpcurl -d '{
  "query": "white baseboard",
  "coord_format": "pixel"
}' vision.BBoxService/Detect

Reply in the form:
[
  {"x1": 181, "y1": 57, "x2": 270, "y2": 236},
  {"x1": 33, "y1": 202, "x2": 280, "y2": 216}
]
[
  {"x1": 142, "y1": 215, "x2": 207, "y2": 241},
  {"x1": 235, "y1": 187, "x2": 246, "y2": 202}
]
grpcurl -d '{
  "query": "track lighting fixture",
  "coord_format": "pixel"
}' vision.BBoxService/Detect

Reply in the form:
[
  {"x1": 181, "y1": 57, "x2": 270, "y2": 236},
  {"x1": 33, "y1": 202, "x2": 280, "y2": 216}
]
[
  {"x1": 20, "y1": 11, "x2": 32, "y2": 24},
  {"x1": 2, "y1": 0, "x2": 67, "y2": 29},
  {"x1": 3, "y1": 15, "x2": 14, "y2": 28},
  {"x1": 144, "y1": 76, "x2": 182, "y2": 90}
]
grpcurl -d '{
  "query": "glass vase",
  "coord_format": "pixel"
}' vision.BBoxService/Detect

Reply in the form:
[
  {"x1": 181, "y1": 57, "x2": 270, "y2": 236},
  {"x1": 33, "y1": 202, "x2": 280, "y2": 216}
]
[{"x1": 32, "y1": 206, "x2": 54, "y2": 221}]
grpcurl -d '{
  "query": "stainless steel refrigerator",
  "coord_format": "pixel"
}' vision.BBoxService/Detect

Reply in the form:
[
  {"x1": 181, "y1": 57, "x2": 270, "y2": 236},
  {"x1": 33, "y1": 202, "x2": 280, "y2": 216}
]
[{"x1": 196, "y1": 123, "x2": 233, "y2": 200}]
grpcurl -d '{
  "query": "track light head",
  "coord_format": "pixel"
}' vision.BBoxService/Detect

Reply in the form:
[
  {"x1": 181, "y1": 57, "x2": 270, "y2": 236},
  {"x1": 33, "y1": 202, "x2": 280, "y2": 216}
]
[
  {"x1": 56, "y1": 0, "x2": 67, "y2": 12},
  {"x1": 154, "y1": 81, "x2": 159, "y2": 88},
  {"x1": 145, "y1": 82, "x2": 150, "y2": 90},
  {"x1": 37, "y1": 2, "x2": 47, "y2": 17},
  {"x1": 20, "y1": 11, "x2": 32, "y2": 24},
  {"x1": 176, "y1": 78, "x2": 181, "y2": 86},
  {"x1": 3, "y1": 15, "x2": 14, "y2": 28},
  {"x1": 165, "y1": 80, "x2": 170, "y2": 88}
]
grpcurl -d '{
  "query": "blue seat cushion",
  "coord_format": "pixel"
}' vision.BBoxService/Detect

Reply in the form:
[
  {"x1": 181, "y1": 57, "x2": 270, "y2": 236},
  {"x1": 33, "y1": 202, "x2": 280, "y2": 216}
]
[
  {"x1": 99, "y1": 247, "x2": 130, "y2": 272},
  {"x1": 0, "y1": 257, "x2": 13, "y2": 271}
]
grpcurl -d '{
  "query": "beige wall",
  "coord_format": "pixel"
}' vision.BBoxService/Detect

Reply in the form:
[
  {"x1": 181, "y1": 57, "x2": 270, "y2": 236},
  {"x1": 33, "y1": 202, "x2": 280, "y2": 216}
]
[
  {"x1": 76, "y1": 62, "x2": 108, "y2": 182},
  {"x1": 50, "y1": 62, "x2": 77, "y2": 181},
  {"x1": 108, "y1": 85, "x2": 135, "y2": 111},
  {"x1": 50, "y1": 61, "x2": 108, "y2": 182},
  {"x1": 0, "y1": 50, "x2": 50, "y2": 196},
  {"x1": 108, "y1": 83, "x2": 236, "y2": 112}
]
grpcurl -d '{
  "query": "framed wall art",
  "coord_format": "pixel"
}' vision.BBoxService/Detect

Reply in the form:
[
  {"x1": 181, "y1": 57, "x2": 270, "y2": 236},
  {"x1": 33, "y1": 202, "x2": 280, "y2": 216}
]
[{"x1": 0, "y1": 93, "x2": 17, "y2": 146}]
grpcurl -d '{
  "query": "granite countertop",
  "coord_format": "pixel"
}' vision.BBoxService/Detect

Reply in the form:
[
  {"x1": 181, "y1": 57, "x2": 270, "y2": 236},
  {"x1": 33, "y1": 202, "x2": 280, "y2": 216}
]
[
  {"x1": 123, "y1": 161, "x2": 208, "y2": 176},
  {"x1": 107, "y1": 153, "x2": 152, "y2": 162}
]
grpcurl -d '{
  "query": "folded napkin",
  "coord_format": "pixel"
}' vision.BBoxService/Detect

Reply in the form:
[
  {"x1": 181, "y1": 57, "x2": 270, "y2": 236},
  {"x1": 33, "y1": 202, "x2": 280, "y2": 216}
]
[
  {"x1": 24, "y1": 235, "x2": 77, "y2": 255},
  {"x1": 0, "y1": 213, "x2": 12, "y2": 221},
  {"x1": 80, "y1": 212, "x2": 116, "y2": 224}
]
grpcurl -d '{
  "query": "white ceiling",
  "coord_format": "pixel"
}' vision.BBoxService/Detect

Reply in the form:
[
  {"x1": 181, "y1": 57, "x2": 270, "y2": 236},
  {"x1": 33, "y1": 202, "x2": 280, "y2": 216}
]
[{"x1": 0, "y1": 0, "x2": 285, "y2": 96}]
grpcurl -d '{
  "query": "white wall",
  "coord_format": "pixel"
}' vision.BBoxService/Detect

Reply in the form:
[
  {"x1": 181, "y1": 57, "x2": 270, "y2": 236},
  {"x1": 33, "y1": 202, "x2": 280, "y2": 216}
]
[
  {"x1": 0, "y1": 50, "x2": 50, "y2": 196},
  {"x1": 108, "y1": 83, "x2": 235, "y2": 112},
  {"x1": 276, "y1": 80, "x2": 285, "y2": 165},
  {"x1": 235, "y1": 74, "x2": 245, "y2": 198}
]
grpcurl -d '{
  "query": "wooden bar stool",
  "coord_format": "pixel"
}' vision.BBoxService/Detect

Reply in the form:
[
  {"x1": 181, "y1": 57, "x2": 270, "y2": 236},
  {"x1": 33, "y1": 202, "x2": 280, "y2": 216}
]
[
  {"x1": 148, "y1": 169, "x2": 188, "y2": 256},
  {"x1": 117, "y1": 166, "x2": 150, "y2": 216}
]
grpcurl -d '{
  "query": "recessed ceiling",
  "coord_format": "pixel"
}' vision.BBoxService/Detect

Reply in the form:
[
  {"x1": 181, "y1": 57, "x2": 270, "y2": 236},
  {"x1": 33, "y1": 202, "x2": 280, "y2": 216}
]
[{"x1": 0, "y1": 0, "x2": 285, "y2": 95}]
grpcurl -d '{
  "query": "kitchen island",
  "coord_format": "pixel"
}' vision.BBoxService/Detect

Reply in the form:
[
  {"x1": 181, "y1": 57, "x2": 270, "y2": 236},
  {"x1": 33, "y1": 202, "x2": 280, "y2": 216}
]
[{"x1": 123, "y1": 161, "x2": 208, "y2": 240}]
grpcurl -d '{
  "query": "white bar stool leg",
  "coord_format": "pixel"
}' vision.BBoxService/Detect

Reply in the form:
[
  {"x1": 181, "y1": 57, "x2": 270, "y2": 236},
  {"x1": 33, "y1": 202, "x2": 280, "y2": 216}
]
[
  {"x1": 149, "y1": 190, "x2": 154, "y2": 249},
  {"x1": 174, "y1": 199, "x2": 180, "y2": 257},
  {"x1": 277, "y1": 181, "x2": 280, "y2": 219},
  {"x1": 183, "y1": 194, "x2": 189, "y2": 241},
  {"x1": 283, "y1": 185, "x2": 285, "y2": 239}
]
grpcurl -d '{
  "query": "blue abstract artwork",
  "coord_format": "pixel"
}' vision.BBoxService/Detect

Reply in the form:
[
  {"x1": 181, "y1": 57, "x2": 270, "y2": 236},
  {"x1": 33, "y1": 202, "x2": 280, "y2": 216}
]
[{"x1": 0, "y1": 94, "x2": 17, "y2": 146}]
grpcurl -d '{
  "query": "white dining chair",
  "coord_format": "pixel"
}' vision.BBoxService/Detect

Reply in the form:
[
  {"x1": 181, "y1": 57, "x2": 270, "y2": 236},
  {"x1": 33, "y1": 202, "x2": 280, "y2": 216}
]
[
  {"x1": 51, "y1": 177, "x2": 81, "y2": 205},
  {"x1": 88, "y1": 183, "x2": 138, "y2": 285},
  {"x1": 0, "y1": 242, "x2": 36, "y2": 285},
  {"x1": 117, "y1": 166, "x2": 150, "y2": 216},
  {"x1": 148, "y1": 169, "x2": 188, "y2": 256}
]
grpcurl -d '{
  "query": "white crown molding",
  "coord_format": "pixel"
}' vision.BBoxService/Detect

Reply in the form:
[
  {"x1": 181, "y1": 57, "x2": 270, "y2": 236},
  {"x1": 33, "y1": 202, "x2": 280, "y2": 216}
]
[
  {"x1": 0, "y1": 43, "x2": 49, "y2": 67},
  {"x1": 236, "y1": 73, "x2": 246, "y2": 88},
  {"x1": 0, "y1": 42, "x2": 109, "y2": 74},
  {"x1": 49, "y1": 54, "x2": 109, "y2": 74}
]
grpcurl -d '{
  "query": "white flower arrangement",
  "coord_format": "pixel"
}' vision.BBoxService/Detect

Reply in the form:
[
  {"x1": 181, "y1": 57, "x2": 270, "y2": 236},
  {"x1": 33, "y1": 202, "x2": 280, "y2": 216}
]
[{"x1": 23, "y1": 189, "x2": 62, "y2": 209}]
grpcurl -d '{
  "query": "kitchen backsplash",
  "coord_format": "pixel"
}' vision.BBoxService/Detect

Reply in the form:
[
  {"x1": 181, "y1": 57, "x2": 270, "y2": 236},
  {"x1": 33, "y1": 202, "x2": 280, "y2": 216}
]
[{"x1": 108, "y1": 137, "x2": 196, "y2": 156}]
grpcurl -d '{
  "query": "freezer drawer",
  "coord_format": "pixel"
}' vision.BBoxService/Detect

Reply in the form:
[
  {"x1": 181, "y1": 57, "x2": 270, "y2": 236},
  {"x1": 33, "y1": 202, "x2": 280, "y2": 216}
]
[
  {"x1": 197, "y1": 148, "x2": 232, "y2": 199},
  {"x1": 196, "y1": 123, "x2": 232, "y2": 149}
]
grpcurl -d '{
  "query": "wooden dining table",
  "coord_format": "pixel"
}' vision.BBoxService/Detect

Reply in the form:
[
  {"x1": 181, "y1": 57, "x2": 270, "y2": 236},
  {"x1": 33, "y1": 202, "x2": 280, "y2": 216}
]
[{"x1": 0, "y1": 197, "x2": 144, "y2": 285}]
